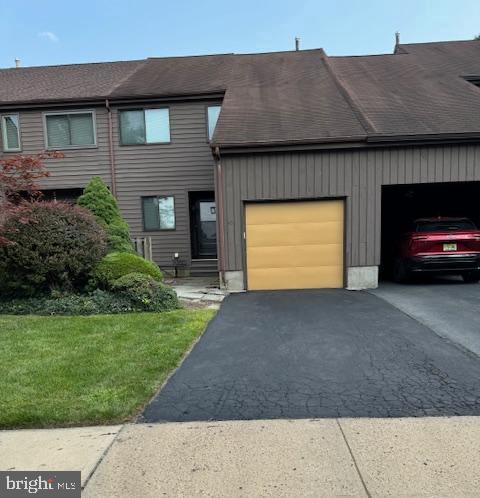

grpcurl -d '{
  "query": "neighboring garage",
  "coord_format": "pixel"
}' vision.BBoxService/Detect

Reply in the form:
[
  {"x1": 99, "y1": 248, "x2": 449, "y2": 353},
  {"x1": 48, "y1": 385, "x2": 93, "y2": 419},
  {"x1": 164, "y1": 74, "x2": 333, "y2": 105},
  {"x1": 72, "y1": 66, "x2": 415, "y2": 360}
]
[
  {"x1": 380, "y1": 181, "x2": 480, "y2": 278},
  {"x1": 217, "y1": 144, "x2": 480, "y2": 291},
  {"x1": 245, "y1": 200, "x2": 344, "y2": 290}
]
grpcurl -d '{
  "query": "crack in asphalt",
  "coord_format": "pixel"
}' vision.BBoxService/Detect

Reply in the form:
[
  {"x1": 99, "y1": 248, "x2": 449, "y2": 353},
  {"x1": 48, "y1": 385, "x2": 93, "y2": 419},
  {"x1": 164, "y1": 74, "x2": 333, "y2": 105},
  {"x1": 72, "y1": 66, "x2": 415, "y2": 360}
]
[{"x1": 140, "y1": 289, "x2": 480, "y2": 422}]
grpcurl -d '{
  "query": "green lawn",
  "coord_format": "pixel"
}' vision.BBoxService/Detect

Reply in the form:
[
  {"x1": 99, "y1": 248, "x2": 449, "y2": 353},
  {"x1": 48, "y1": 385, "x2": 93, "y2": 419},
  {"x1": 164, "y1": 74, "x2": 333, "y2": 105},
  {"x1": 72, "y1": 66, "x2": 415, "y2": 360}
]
[{"x1": 0, "y1": 310, "x2": 214, "y2": 429}]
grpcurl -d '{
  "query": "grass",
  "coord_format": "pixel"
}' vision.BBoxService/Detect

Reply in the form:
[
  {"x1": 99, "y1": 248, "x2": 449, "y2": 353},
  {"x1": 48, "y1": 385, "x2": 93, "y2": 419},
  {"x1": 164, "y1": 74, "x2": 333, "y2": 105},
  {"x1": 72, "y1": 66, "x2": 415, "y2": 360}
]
[{"x1": 0, "y1": 309, "x2": 215, "y2": 429}]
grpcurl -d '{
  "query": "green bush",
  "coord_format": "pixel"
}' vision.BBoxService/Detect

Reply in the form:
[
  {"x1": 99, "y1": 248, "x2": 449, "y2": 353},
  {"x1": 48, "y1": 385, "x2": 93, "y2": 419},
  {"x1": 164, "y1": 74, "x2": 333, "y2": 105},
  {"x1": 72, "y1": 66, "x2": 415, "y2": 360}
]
[
  {"x1": 112, "y1": 272, "x2": 180, "y2": 312},
  {"x1": 107, "y1": 219, "x2": 133, "y2": 253},
  {"x1": 0, "y1": 280, "x2": 179, "y2": 315},
  {"x1": 0, "y1": 201, "x2": 107, "y2": 297},
  {"x1": 0, "y1": 290, "x2": 137, "y2": 315},
  {"x1": 77, "y1": 177, "x2": 133, "y2": 253},
  {"x1": 91, "y1": 252, "x2": 163, "y2": 289}
]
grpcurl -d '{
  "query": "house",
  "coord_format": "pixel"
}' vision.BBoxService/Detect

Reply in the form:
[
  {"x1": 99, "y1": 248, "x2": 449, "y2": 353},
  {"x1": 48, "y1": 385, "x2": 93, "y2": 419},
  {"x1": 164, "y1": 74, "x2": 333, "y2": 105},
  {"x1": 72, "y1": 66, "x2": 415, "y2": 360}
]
[{"x1": 1, "y1": 39, "x2": 480, "y2": 291}]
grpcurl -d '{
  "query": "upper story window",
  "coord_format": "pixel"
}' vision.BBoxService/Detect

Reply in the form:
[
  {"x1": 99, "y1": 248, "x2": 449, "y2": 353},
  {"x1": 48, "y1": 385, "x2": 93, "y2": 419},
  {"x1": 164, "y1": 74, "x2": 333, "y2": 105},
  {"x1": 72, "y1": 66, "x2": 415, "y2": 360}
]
[
  {"x1": 120, "y1": 108, "x2": 170, "y2": 145},
  {"x1": 44, "y1": 111, "x2": 96, "y2": 149},
  {"x1": 1, "y1": 114, "x2": 21, "y2": 152},
  {"x1": 207, "y1": 105, "x2": 221, "y2": 141}
]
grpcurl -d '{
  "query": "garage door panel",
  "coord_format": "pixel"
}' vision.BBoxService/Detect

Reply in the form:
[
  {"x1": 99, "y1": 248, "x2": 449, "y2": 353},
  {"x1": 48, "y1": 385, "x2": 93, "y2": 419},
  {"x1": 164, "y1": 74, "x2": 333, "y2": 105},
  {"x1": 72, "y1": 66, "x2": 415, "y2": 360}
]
[
  {"x1": 248, "y1": 266, "x2": 343, "y2": 290},
  {"x1": 246, "y1": 200, "x2": 344, "y2": 290},
  {"x1": 246, "y1": 201, "x2": 343, "y2": 225},
  {"x1": 247, "y1": 244, "x2": 343, "y2": 269},
  {"x1": 247, "y1": 221, "x2": 343, "y2": 247}
]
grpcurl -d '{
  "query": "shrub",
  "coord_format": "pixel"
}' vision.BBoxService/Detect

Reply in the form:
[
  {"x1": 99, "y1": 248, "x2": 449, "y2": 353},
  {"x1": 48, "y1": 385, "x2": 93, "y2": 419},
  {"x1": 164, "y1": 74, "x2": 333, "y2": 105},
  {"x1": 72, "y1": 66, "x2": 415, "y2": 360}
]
[
  {"x1": 0, "y1": 201, "x2": 107, "y2": 297},
  {"x1": 112, "y1": 272, "x2": 180, "y2": 312},
  {"x1": 92, "y1": 252, "x2": 163, "y2": 289},
  {"x1": 77, "y1": 177, "x2": 133, "y2": 253},
  {"x1": 107, "y1": 219, "x2": 133, "y2": 253},
  {"x1": 0, "y1": 290, "x2": 136, "y2": 315}
]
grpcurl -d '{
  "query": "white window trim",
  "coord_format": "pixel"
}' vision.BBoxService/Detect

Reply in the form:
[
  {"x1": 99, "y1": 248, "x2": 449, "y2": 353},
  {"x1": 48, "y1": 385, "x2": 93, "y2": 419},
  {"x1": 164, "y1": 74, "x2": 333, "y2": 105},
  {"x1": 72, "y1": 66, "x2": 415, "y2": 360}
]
[
  {"x1": 42, "y1": 109, "x2": 97, "y2": 150},
  {"x1": 1, "y1": 114, "x2": 22, "y2": 152}
]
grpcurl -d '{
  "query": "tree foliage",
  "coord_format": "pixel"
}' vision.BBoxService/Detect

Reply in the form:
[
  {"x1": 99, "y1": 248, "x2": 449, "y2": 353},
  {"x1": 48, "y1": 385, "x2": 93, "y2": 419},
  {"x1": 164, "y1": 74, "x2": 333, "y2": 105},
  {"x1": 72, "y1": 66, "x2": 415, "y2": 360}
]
[
  {"x1": 0, "y1": 151, "x2": 63, "y2": 246},
  {"x1": 77, "y1": 177, "x2": 133, "y2": 252}
]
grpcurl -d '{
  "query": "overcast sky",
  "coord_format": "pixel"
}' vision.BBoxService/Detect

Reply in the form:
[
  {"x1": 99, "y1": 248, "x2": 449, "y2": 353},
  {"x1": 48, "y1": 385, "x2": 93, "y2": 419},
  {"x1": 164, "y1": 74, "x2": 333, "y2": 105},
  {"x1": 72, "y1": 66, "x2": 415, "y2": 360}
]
[{"x1": 1, "y1": 0, "x2": 479, "y2": 68}]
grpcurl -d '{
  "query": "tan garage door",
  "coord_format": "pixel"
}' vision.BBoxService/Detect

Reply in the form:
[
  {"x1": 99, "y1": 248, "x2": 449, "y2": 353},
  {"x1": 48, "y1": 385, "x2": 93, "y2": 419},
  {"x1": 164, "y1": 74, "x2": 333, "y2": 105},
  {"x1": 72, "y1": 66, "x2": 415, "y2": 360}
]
[{"x1": 246, "y1": 200, "x2": 344, "y2": 290}]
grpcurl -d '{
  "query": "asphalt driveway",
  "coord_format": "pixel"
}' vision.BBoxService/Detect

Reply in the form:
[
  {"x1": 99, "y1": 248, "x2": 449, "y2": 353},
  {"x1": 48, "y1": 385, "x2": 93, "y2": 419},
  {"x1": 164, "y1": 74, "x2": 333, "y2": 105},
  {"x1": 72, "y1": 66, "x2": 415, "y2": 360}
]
[
  {"x1": 371, "y1": 277, "x2": 480, "y2": 356},
  {"x1": 141, "y1": 288, "x2": 480, "y2": 422}
]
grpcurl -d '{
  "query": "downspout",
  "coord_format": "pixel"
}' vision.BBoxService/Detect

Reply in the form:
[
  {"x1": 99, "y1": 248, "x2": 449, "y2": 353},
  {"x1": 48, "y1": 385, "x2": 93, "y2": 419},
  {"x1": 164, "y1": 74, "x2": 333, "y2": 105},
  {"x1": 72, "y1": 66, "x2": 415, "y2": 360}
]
[
  {"x1": 214, "y1": 146, "x2": 226, "y2": 286},
  {"x1": 105, "y1": 99, "x2": 117, "y2": 197}
]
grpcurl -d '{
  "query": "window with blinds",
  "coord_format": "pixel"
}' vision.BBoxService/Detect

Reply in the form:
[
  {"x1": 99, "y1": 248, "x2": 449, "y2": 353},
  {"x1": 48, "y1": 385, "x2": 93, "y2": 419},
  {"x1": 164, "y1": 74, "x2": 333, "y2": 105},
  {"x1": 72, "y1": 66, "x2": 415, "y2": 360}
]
[
  {"x1": 44, "y1": 111, "x2": 96, "y2": 148},
  {"x1": 120, "y1": 108, "x2": 170, "y2": 145},
  {"x1": 1, "y1": 114, "x2": 21, "y2": 151},
  {"x1": 142, "y1": 196, "x2": 176, "y2": 230}
]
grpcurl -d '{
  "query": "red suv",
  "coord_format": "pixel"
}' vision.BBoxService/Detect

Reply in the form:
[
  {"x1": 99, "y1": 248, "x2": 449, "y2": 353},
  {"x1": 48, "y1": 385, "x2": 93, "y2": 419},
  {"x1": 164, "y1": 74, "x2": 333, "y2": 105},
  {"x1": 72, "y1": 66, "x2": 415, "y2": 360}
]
[{"x1": 394, "y1": 217, "x2": 480, "y2": 283}]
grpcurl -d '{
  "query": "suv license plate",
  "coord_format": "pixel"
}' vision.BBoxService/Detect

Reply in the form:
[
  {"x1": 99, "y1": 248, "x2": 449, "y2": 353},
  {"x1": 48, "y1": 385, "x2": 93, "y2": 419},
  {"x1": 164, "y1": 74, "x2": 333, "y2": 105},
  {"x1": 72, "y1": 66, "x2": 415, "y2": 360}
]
[{"x1": 443, "y1": 243, "x2": 457, "y2": 251}]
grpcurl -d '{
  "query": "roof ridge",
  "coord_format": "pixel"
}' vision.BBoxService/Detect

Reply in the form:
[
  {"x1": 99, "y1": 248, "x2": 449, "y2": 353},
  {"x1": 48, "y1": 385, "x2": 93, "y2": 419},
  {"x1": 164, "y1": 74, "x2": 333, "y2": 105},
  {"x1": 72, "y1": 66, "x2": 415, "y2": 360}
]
[
  {"x1": 329, "y1": 53, "x2": 400, "y2": 59},
  {"x1": 321, "y1": 55, "x2": 376, "y2": 135},
  {"x1": 1, "y1": 48, "x2": 327, "y2": 72},
  {"x1": 0, "y1": 59, "x2": 145, "y2": 72},
  {"x1": 398, "y1": 39, "x2": 480, "y2": 48}
]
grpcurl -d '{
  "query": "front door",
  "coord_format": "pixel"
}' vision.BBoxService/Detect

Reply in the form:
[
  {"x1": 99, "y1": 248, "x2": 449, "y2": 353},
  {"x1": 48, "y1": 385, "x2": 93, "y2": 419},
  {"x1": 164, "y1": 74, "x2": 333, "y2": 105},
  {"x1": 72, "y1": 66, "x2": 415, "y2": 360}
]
[{"x1": 190, "y1": 192, "x2": 217, "y2": 259}]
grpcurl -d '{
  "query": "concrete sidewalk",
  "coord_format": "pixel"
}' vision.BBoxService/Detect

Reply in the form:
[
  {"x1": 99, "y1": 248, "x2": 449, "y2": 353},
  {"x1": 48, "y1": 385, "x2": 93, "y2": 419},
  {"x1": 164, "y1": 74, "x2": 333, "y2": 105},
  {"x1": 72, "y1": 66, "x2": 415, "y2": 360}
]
[
  {"x1": 0, "y1": 425, "x2": 122, "y2": 487},
  {"x1": 2, "y1": 418, "x2": 480, "y2": 497}
]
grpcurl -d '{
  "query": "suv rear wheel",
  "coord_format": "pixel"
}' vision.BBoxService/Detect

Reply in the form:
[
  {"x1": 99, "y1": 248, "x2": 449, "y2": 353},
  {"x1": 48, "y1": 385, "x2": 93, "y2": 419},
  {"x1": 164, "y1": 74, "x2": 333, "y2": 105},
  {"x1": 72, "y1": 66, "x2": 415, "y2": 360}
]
[{"x1": 393, "y1": 259, "x2": 410, "y2": 283}]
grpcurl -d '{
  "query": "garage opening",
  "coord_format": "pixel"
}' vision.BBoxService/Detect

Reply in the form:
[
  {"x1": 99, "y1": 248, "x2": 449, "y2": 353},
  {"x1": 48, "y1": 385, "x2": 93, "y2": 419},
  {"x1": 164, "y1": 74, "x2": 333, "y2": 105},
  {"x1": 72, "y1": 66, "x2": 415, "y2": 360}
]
[{"x1": 380, "y1": 181, "x2": 480, "y2": 279}]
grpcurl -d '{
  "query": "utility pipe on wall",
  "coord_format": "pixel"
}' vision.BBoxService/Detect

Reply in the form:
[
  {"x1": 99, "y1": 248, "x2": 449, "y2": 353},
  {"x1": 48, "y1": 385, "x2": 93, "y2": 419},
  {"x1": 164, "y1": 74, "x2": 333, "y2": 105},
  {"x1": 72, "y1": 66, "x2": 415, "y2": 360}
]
[
  {"x1": 105, "y1": 99, "x2": 117, "y2": 197},
  {"x1": 214, "y1": 146, "x2": 226, "y2": 286}
]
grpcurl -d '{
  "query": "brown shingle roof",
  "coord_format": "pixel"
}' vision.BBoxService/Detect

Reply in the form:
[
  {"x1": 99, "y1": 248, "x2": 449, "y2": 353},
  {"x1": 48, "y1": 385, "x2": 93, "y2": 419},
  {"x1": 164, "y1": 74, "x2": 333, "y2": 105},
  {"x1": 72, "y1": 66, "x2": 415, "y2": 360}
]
[
  {"x1": 1, "y1": 39, "x2": 480, "y2": 147},
  {"x1": 211, "y1": 50, "x2": 367, "y2": 146},
  {"x1": 329, "y1": 49, "x2": 480, "y2": 138},
  {"x1": 396, "y1": 39, "x2": 480, "y2": 76},
  {"x1": 110, "y1": 54, "x2": 235, "y2": 98},
  {"x1": 0, "y1": 60, "x2": 144, "y2": 104}
]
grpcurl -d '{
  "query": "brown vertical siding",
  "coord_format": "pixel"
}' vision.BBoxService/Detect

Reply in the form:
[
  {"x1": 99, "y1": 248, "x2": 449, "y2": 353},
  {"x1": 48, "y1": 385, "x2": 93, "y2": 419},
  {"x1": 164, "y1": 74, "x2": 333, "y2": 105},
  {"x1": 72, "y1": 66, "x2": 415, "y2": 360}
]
[{"x1": 220, "y1": 144, "x2": 480, "y2": 272}]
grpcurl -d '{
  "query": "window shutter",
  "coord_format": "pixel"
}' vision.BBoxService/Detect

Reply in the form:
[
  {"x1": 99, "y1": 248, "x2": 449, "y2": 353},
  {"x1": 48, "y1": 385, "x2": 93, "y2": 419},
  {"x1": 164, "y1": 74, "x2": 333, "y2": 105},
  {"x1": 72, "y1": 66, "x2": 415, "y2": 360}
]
[
  {"x1": 143, "y1": 197, "x2": 160, "y2": 230},
  {"x1": 70, "y1": 113, "x2": 94, "y2": 145},
  {"x1": 46, "y1": 115, "x2": 70, "y2": 147},
  {"x1": 4, "y1": 116, "x2": 20, "y2": 149},
  {"x1": 120, "y1": 110, "x2": 146, "y2": 144},
  {"x1": 145, "y1": 109, "x2": 170, "y2": 143}
]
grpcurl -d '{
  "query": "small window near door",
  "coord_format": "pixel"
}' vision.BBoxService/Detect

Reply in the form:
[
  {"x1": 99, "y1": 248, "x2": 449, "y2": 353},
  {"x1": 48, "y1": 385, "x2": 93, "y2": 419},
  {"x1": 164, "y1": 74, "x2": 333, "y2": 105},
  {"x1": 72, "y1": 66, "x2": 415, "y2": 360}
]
[
  {"x1": 142, "y1": 196, "x2": 175, "y2": 230},
  {"x1": 1, "y1": 114, "x2": 21, "y2": 151},
  {"x1": 207, "y1": 105, "x2": 221, "y2": 141}
]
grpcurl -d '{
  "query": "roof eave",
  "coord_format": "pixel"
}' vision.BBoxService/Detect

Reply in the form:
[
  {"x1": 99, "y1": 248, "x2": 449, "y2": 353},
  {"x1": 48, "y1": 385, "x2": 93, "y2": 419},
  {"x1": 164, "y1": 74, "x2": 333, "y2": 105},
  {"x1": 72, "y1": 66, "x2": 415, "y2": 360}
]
[
  {"x1": 212, "y1": 135, "x2": 368, "y2": 154},
  {"x1": 0, "y1": 96, "x2": 108, "y2": 110},
  {"x1": 0, "y1": 91, "x2": 226, "y2": 110},
  {"x1": 367, "y1": 131, "x2": 480, "y2": 144}
]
